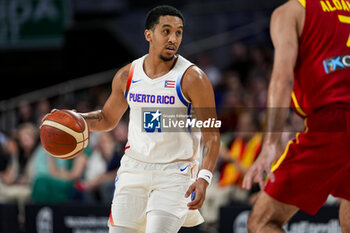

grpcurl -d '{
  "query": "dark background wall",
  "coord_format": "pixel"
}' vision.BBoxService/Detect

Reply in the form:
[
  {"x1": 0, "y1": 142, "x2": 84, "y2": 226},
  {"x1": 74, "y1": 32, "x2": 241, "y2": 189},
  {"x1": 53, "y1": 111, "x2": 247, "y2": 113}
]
[{"x1": 0, "y1": 0, "x2": 284, "y2": 100}]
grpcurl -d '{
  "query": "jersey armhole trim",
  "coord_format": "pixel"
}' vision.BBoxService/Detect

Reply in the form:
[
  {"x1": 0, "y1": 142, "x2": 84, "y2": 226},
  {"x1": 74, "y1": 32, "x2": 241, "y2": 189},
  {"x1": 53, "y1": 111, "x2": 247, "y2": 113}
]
[
  {"x1": 291, "y1": 91, "x2": 308, "y2": 117},
  {"x1": 124, "y1": 62, "x2": 136, "y2": 99},
  {"x1": 298, "y1": 0, "x2": 306, "y2": 8},
  {"x1": 176, "y1": 65, "x2": 193, "y2": 106}
]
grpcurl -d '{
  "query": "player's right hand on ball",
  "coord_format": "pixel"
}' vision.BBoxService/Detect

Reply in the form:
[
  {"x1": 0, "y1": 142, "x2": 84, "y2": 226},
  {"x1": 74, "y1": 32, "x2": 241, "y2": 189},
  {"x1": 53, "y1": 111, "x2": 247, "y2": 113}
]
[{"x1": 41, "y1": 109, "x2": 78, "y2": 124}]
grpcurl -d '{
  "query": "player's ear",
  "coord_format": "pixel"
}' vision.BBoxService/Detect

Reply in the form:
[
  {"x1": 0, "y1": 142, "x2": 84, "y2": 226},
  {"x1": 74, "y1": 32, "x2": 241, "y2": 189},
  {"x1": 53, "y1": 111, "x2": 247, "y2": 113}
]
[{"x1": 145, "y1": 29, "x2": 152, "y2": 42}]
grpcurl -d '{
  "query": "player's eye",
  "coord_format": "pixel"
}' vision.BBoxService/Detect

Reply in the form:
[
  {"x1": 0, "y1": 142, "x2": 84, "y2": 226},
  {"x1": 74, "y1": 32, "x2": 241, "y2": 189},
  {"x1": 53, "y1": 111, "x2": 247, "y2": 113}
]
[{"x1": 163, "y1": 29, "x2": 169, "y2": 34}]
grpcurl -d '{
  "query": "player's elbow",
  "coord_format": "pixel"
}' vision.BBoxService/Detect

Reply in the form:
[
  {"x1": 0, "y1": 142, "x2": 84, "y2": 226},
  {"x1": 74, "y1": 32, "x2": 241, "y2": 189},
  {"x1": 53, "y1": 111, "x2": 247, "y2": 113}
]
[
  {"x1": 281, "y1": 75, "x2": 294, "y2": 91},
  {"x1": 97, "y1": 110, "x2": 118, "y2": 132},
  {"x1": 271, "y1": 71, "x2": 294, "y2": 90}
]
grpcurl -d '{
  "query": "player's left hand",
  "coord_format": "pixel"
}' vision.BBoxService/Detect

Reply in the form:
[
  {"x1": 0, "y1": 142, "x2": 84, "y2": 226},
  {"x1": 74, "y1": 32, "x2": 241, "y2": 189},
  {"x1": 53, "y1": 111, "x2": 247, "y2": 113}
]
[
  {"x1": 185, "y1": 178, "x2": 209, "y2": 210},
  {"x1": 242, "y1": 143, "x2": 277, "y2": 190}
]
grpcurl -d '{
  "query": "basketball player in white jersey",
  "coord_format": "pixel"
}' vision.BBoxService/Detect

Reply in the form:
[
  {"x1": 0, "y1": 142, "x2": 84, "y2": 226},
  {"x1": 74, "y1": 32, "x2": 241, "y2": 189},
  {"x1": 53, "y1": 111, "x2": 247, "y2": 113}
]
[{"x1": 79, "y1": 5, "x2": 220, "y2": 233}]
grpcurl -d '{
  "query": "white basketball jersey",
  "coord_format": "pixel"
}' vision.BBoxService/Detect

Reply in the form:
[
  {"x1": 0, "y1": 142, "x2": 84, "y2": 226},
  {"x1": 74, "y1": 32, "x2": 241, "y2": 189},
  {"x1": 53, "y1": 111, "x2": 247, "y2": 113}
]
[{"x1": 124, "y1": 54, "x2": 201, "y2": 164}]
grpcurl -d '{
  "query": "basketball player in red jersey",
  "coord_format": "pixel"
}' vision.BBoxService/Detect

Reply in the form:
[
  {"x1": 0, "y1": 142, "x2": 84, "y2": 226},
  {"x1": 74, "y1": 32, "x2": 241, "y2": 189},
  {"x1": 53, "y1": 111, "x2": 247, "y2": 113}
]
[{"x1": 243, "y1": 0, "x2": 350, "y2": 232}]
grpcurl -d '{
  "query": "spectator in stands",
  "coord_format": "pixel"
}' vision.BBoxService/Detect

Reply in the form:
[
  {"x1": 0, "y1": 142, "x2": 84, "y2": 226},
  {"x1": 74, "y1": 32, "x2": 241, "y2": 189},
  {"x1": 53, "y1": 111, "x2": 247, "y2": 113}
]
[
  {"x1": 0, "y1": 140, "x2": 12, "y2": 202},
  {"x1": 17, "y1": 101, "x2": 35, "y2": 126},
  {"x1": 35, "y1": 99, "x2": 51, "y2": 127},
  {"x1": 0, "y1": 136, "x2": 19, "y2": 185},
  {"x1": 224, "y1": 71, "x2": 243, "y2": 94},
  {"x1": 196, "y1": 52, "x2": 222, "y2": 88},
  {"x1": 219, "y1": 111, "x2": 262, "y2": 189},
  {"x1": 215, "y1": 70, "x2": 243, "y2": 108},
  {"x1": 15, "y1": 123, "x2": 39, "y2": 185},
  {"x1": 217, "y1": 85, "x2": 244, "y2": 134},
  {"x1": 227, "y1": 42, "x2": 251, "y2": 84},
  {"x1": 76, "y1": 100, "x2": 93, "y2": 114},
  {"x1": 248, "y1": 44, "x2": 272, "y2": 79},
  {"x1": 84, "y1": 121, "x2": 127, "y2": 204},
  {"x1": 0, "y1": 124, "x2": 39, "y2": 225},
  {"x1": 84, "y1": 132, "x2": 119, "y2": 204},
  {"x1": 0, "y1": 135, "x2": 27, "y2": 225},
  {"x1": 244, "y1": 76, "x2": 267, "y2": 110},
  {"x1": 200, "y1": 111, "x2": 262, "y2": 227},
  {"x1": 31, "y1": 146, "x2": 92, "y2": 203},
  {"x1": 111, "y1": 120, "x2": 128, "y2": 159}
]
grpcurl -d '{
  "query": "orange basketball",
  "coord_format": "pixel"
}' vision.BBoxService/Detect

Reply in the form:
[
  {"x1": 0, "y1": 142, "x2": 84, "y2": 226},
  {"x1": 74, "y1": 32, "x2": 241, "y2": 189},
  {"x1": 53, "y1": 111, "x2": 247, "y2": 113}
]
[{"x1": 40, "y1": 109, "x2": 89, "y2": 159}]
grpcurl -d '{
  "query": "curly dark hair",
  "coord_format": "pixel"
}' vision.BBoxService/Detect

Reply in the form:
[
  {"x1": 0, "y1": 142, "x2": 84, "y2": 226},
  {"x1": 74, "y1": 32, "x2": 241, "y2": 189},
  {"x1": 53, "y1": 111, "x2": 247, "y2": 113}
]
[{"x1": 145, "y1": 5, "x2": 184, "y2": 30}]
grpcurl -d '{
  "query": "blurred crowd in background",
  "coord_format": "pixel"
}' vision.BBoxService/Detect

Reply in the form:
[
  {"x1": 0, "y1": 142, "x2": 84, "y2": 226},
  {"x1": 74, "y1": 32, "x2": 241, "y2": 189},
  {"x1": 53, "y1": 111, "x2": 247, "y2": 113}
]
[{"x1": 0, "y1": 41, "x2": 310, "y2": 232}]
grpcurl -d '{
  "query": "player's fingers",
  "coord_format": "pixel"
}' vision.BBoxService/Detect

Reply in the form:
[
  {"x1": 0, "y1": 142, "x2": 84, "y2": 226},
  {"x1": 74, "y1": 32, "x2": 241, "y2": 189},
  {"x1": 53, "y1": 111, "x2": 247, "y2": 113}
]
[
  {"x1": 256, "y1": 167, "x2": 265, "y2": 190},
  {"x1": 185, "y1": 183, "x2": 196, "y2": 198},
  {"x1": 41, "y1": 114, "x2": 50, "y2": 123},
  {"x1": 242, "y1": 173, "x2": 250, "y2": 189},
  {"x1": 242, "y1": 168, "x2": 255, "y2": 190},
  {"x1": 258, "y1": 178, "x2": 265, "y2": 190},
  {"x1": 189, "y1": 194, "x2": 205, "y2": 210},
  {"x1": 267, "y1": 170, "x2": 275, "y2": 183},
  {"x1": 41, "y1": 109, "x2": 58, "y2": 123},
  {"x1": 187, "y1": 194, "x2": 200, "y2": 207},
  {"x1": 187, "y1": 189, "x2": 201, "y2": 204},
  {"x1": 188, "y1": 202, "x2": 203, "y2": 210},
  {"x1": 195, "y1": 194, "x2": 206, "y2": 210},
  {"x1": 187, "y1": 191, "x2": 202, "y2": 209}
]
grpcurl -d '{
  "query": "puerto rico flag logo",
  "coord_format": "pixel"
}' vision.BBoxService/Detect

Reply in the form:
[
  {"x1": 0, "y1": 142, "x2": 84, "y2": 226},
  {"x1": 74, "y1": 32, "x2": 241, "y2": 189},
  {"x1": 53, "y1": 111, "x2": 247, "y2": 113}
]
[{"x1": 164, "y1": 80, "x2": 175, "y2": 88}]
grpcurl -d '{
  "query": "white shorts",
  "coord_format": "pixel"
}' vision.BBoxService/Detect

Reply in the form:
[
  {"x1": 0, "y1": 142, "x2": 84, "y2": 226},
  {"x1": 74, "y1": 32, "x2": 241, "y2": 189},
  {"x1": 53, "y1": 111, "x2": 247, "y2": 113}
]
[{"x1": 109, "y1": 156, "x2": 204, "y2": 231}]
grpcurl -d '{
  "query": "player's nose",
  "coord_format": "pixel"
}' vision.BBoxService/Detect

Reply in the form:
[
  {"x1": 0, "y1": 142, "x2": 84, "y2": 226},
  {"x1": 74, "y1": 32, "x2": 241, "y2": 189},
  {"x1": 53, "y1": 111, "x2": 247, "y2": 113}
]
[{"x1": 168, "y1": 32, "x2": 177, "y2": 44}]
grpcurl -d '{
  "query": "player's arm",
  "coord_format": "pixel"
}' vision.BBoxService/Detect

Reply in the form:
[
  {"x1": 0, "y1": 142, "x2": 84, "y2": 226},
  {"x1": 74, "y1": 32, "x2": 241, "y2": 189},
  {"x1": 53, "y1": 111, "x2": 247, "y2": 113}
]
[
  {"x1": 263, "y1": 0, "x2": 302, "y2": 149},
  {"x1": 243, "y1": 0, "x2": 302, "y2": 190},
  {"x1": 182, "y1": 66, "x2": 220, "y2": 210},
  {"x1": 80, "y1": 64, "x2": 130, "y2": 132}
]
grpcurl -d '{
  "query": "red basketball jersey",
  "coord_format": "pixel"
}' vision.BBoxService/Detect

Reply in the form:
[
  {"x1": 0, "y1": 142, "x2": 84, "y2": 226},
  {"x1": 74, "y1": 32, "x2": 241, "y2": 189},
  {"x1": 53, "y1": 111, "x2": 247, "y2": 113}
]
[{"x1": 292, "y1": 0, "x2": 350, "y2": 117}]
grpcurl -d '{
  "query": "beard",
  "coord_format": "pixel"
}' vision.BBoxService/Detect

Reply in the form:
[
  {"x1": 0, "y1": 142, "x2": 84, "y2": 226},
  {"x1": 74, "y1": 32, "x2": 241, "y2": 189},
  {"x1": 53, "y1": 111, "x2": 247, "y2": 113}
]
[{"x1": 159, "y1": 54, "x2": 175, "y2": 62}]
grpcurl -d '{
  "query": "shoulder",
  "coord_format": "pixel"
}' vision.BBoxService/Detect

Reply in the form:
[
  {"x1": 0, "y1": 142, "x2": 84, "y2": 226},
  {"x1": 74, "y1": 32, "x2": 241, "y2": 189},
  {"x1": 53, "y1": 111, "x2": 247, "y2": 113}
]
[
  {"x1": 112, "y1": 63, "x2": 133, "y2": 92},
  {"x1": 270, "y1": 0, "x2": 305, "y2": 44},
  {"x1": 272, "y1": 0, "x2": 303, "y2": 15},
  {"x1": 182, "y1": 65, "x2": 213, "y2": 101},
  {"x1": 114, "y1": 63, "x2": 132, "y2": 84},
  {"x1": 271, "y1": 0, "x2": 304, "y2": 30},
  {"x1": 183, "y1": 65, "x2": 208, "y2": 85}
]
